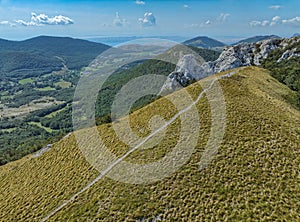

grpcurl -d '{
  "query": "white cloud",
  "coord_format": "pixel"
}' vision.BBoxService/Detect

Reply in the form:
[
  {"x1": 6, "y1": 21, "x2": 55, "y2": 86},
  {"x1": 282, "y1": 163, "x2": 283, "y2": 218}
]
[
  {"x1": 135, "y1": 0, "x2": 145, "y2": 5},
  {"x1": 217, "y1": 13, "x2": 230, "y2": 22},
  {"x1": 183, "y1": 4, "x2": 190, "y2": 9},
  {"x1": 206, "y1": 13, "x2": 230, "y2": 25},
  {"x1": 0, "y1": 20, "x2": 15, "y2": 27},
  {"x1": 0, "y1": 21, "x2": 9, "y2": 25},
  {"x1": 250, "y1": 15, "x2": 300, "y2": 27},
  {"x1": 205, "y1": 20, "x2": 211, "y2": 25},
  {"x1": 250, "y1": 20, "x2": 269, "y2": 27},
  {"x1": 282, "y1": 16, "x2": 300, "y2": 27},
  {"x1": 16, "y1": 12, "x2": 74, "y2": 26},
  {"x1": 272, "y1": 16, "x2": 281, "y2": 22},
  {"x1": 250, "y1": 16, "x2": 281, "y2": 27},
  {"x1": 185, "y1": 21, "x2": 209, "y2": 28},
  {"x1": 269, "y1": 5, "x2": 282, "y2": 10},
  {"x1": 249, "y1": 21, "x2": 261, "y2": 27},
  {"x1": 261, "y1": 20, "x2": 270, "y2": 26},
  {"x1": 138, "y1": 12, "x2": 156, "y2": 27},
  {"x1": 270, "y1": 16, "x2": 281, "y2": 26},
  {"x1": 113, "y1": 12, "x2": 127, "y2": 27},
  {"x1": 185, "y1": 13, "x2": 229, "y2": 29}
]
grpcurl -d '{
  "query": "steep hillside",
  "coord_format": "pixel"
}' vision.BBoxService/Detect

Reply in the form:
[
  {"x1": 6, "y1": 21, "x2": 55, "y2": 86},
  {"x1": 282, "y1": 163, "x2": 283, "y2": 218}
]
[
  {"x1": 233, "y1": 35, "x2": 280, "y2": 45},
  {"x1": 0, "y1": 67, "x2": 299, "y2": 221},
  {"x1": 187, "y1": 46, "x2": 221, "y2": 61},
  {"x1": 262, "y1": 36, "x2": 300, "y2": 107},
  {"x1": 95, "y1": 46, "x2": 220, "y2": 124},
  {"x1": 183, "y1": 36, "x2": 226, "y2": 49}
]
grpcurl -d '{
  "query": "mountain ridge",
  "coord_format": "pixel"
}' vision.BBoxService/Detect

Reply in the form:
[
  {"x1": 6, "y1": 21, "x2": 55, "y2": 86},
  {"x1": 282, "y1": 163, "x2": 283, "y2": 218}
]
[
  {"x1": 0, "y1": 36, "x2": 110, "y2": 78},
  {"x1": 164, "y1": 36, "x2": 300, "y2": 92},
  {"x1": 233, "y1": 35, "x2": 280, "y2": 45},
  {"x1": 0, "y1": 67, "x2": 299, "y2": 221},
  {"x1": 183, "y1": 36, "x2": 226, "y2": 49}
]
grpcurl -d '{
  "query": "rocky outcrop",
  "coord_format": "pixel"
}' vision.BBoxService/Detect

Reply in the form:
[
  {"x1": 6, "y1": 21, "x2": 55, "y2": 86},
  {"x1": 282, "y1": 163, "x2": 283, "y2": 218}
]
[
  {"x1": 162, "y1": 37, "x2": 300, "y2": 92},
  {"x1": 253, "y1": 39, "x2": 281, "y2": 65},
  {"x1": 277, "y1": 48, "x2": 300, "y2": 63},
  {"x1": 161, "y1": 55, "x2": 207, "y2": 92}
]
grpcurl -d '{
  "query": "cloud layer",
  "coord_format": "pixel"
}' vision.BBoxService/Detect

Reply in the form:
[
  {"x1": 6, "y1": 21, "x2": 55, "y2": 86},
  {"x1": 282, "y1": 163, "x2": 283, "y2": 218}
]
[
  {"x1": 282, "y1": 17, "x2": 300, "y2": 27},
  {"x1": 16, "y1": 13, "x2": 74, "y2": 26},
  {"x1": 186, "y1": 13, "x2": 230, "y2": 28},
  {"x1": 250, "y1": 16, "x2": 300, "y2": 27}
]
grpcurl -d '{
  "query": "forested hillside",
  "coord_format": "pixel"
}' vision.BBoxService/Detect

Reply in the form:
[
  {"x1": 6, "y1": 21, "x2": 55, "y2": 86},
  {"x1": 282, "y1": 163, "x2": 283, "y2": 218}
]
[
  {"x1": 0, "y1": 36, "x2": 110, "y2": 78},
  {"x1": 262, "y1": 38, "x2": 300, "y2": 108}
]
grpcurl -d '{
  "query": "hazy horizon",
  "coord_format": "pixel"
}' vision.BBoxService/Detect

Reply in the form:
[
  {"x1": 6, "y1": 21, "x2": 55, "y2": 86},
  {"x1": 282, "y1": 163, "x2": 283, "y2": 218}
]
[{"x1": 0, "y1": 33, "x2": 295, "y2": 46}]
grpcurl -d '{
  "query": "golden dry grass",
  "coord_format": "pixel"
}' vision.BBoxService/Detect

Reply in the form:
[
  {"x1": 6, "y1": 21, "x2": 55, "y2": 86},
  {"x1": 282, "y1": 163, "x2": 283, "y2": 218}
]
[{"x1": 0, "y1": 67, "x2": 299, "y2": 221}]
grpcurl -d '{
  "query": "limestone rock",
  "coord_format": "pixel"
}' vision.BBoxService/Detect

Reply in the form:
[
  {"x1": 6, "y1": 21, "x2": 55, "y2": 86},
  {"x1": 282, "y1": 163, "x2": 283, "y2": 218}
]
[{"x1": 161, "y1": 36, "x2": 300, "y2": 92}]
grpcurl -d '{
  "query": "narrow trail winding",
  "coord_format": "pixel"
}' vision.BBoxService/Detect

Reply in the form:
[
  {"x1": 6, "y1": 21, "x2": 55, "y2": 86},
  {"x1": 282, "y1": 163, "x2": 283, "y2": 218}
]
[{"x1": 41, "y1": 69, "x2": 239, "y2": 221}]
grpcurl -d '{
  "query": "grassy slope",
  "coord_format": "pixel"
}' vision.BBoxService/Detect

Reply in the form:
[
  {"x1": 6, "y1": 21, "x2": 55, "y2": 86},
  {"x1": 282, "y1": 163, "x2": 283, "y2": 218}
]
[{"x1": 0, "y1": 67, "x2": 300, "y2": 221}]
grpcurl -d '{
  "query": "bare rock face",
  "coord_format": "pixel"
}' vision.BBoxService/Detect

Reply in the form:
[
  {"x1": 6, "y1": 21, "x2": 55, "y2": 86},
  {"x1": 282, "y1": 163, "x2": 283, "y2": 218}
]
[
  {"x1": 161, "y1": 55, "x2": 206, "y2": 93},
  {"x1": 176, "y1": 55, "x2": 201, "y2": 77},
  {"x1": 214, "y1": 43, "x2": 253, "y2": 71},
  {"x1": 253, "y1": 38, "x2": 281, "y2": 65},
  {"x1": 161, "y1": 37, "x2": 296, "y2": 92},
  {"x1": 277, "y1": 48, "x2": 300, "y2": 63}
]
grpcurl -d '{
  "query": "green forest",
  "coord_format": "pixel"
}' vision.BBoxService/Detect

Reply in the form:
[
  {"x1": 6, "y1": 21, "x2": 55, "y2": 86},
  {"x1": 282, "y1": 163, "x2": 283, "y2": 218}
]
[{"x1": 262, "y1": 40, "x2": 300, "y2": 108}]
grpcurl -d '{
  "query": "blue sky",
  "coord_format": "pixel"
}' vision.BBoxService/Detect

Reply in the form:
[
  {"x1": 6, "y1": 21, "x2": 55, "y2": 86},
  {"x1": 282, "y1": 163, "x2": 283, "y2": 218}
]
[{"x1": 0, "y1": 0, "x2": 300, "y2": 42}]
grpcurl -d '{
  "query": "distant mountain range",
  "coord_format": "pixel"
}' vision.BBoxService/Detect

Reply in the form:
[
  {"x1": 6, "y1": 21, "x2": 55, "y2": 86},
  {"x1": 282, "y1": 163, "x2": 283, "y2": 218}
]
[
  {"x1": 0, "y1": 36, "x2": 110, "y2": 78},
  {"x1": 0, "y1": 35, "x2": 287, "y2": 77},
  {"x1": 182, "y1": 35, "x2": 284, "y2": 50},
  {"x1": 233, "y1": 35, "x2": 280, "y2": 45},
  {"x1": 0, "y1": 35, "x2": 225, "y2": 79}
]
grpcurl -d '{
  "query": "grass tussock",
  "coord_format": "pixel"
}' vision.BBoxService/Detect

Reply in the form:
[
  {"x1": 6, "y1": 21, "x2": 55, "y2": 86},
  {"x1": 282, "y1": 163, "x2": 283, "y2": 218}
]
[{"x1": 0, "y1": 67, "x2": 299, "y2": 221}]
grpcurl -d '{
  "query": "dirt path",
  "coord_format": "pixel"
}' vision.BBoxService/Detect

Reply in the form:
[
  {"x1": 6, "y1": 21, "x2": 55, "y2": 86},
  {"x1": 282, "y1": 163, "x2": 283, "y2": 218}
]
[{"x1": 41, "y1": 69, "x2": 240, "y2": 221}]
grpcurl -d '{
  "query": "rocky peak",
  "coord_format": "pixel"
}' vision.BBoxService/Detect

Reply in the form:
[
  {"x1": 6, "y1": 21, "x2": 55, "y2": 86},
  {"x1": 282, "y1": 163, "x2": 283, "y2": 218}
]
[{"x1": 161, "y1": 37, "x2": 299, "y2": 92}]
